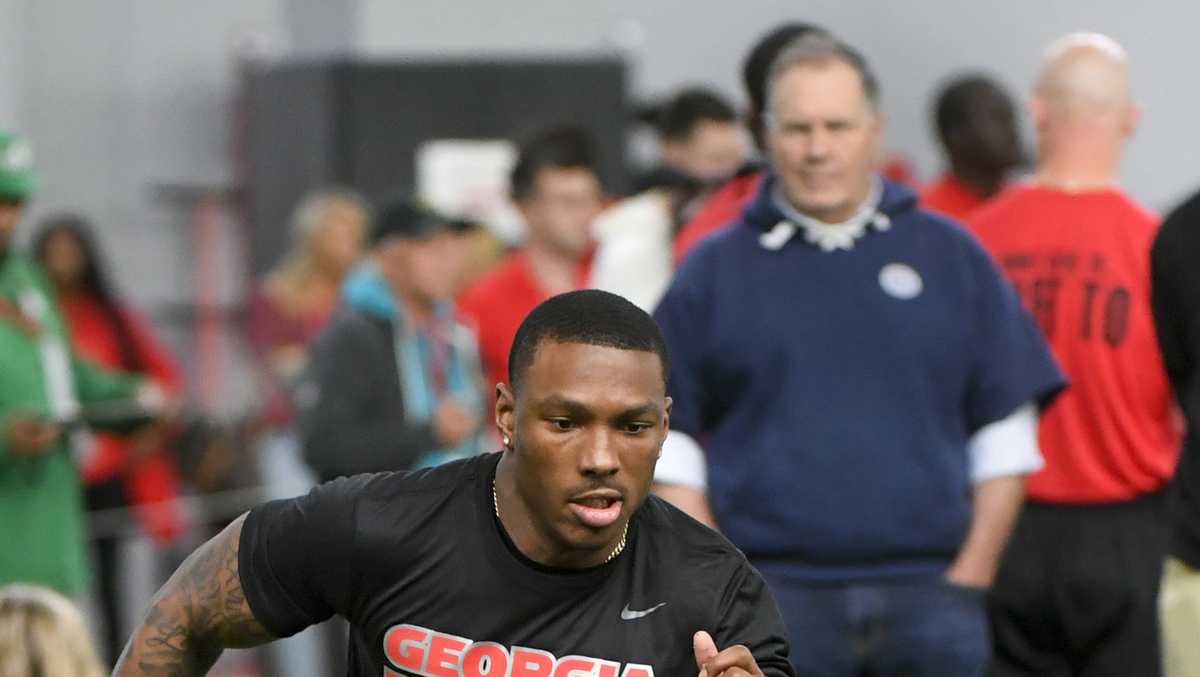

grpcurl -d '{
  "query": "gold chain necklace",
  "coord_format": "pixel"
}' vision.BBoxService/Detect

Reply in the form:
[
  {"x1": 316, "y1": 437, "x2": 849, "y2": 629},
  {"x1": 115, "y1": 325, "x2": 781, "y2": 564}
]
[{"x1": 493, "y1": 479, "x2": 629, "y2": 563}]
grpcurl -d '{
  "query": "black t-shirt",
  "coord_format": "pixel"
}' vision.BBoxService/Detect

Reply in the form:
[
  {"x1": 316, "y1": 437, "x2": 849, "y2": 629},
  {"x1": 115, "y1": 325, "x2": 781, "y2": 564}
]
[
  {"x1": 1152, "y1": 189, "x2": 1200, "y2": 567},
  {"x1": 239, "y1": 452, "x2": 793, "y2": 676}
]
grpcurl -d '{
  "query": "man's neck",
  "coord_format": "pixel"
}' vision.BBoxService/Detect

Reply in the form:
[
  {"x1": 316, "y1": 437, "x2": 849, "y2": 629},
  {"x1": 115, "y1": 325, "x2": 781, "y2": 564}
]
[
  {"x1": 392, "y1": 284, "x2": 434, "y2": 322},
  {"x1": 524, "y1": 239, "x2": 580, "y2": 296},
  {"x1": 494, "y1": 453, "x2": 622, "y2": 570},
  {"x1": 1035, "y1": 137, "x2": 1121, "y2": 191},
  {"x1": 948, "y1": 160, "x2": 1006, "y2": 198}
]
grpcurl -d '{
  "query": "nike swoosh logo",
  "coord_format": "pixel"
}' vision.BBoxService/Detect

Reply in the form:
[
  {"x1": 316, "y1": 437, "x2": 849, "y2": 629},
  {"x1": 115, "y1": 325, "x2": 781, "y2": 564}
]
[{"x1": 620, "y1": 602, "x2": 667, "y2": 620}]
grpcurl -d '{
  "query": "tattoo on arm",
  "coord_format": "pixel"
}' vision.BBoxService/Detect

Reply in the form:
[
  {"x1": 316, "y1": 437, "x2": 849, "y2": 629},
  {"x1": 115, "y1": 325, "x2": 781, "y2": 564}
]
[{"x1": 113, "y1": 513, "x2": 277, "y2": 676}]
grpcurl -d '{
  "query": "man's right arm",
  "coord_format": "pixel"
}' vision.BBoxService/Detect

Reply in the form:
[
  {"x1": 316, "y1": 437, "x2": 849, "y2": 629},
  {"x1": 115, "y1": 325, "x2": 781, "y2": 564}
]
[{"x1": 114, "y1": 513, "x2": 276, "y2": 676}]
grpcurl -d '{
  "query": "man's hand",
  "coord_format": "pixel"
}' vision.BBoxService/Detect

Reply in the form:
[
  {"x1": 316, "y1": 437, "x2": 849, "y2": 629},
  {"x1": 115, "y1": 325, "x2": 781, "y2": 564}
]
[
  {"x1": 5, "y1": 414, "x2": 60, "y2": 457},
  {"x1": 433, "y1": 398, "x2": 479, "y2": 446},
  {"x1": 693, "y1": 630, "x2": 764, "y2": 677},
  {"x1": 945, "y1": 474, "x2": 1026, "y2": 590}
]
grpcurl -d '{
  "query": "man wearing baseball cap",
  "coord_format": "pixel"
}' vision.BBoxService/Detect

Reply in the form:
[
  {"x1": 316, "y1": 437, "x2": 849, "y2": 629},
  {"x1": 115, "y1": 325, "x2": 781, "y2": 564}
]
[
  {"x1": 0, "y1": 132, "x2": 153, "y2": 594},
  {"x1": 296, "y1": 198, "x2": 485, "y2": 481}
]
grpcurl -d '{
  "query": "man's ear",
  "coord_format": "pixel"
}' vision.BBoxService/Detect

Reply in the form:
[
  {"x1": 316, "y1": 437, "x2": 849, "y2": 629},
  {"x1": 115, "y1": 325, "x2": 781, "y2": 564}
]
[{"x1": 496, "y1": 383, "x2": 516, "y2": 450}]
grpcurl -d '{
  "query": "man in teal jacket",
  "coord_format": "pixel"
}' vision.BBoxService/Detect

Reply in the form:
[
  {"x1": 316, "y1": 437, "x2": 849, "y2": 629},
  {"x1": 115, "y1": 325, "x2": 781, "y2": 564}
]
[{"x1": 0, "y1": 131, "x2": 146, "y2": 594}]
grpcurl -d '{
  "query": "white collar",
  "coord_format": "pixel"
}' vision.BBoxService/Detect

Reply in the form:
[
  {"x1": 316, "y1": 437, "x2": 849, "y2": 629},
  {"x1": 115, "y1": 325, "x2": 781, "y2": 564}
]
[{"x1": 763, "y1": 177, "x2": 890, "y2": 252}]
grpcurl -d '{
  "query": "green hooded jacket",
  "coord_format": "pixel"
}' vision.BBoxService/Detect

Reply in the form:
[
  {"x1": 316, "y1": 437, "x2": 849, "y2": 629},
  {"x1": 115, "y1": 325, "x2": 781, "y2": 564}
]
[{"x1": 0, "y1": 253, "x2": 138, "y2": 593}]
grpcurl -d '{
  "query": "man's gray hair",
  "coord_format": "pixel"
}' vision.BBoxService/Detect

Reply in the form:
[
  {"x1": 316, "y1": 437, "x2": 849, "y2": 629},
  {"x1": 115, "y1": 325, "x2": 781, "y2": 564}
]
[{"x1": 765, "y1": 33, "x2": 881, "y2": 118}]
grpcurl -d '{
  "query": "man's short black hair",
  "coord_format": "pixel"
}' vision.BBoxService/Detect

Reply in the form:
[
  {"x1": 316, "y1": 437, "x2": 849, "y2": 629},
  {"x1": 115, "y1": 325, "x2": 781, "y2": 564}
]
[
  {"x1": 508, "y1": 290, "x2": 669, "y2": 392},
  {"x1": 509, "y1": 126, "x2": 599, "y2": 202},
  {"x1": 934, "y1": 74, "x2": 1012, "y2": 143},
  {"x1": 655, "y1": 88, "x2": 737, "y2": 142},
  {"x1": 742, "y1": 22, "x2": 829, "y2": 115}
]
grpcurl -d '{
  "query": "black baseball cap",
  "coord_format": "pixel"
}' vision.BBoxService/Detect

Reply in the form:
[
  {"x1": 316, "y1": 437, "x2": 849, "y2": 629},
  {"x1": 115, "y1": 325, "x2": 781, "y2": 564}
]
[{"x1": 369, "y1": 199, "x2": 472, "y2": 245}]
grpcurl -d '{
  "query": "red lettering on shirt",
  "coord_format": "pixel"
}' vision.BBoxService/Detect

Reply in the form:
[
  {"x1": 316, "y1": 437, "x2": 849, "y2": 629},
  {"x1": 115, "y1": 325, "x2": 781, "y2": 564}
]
[
  {"x1": 461, "y1": 642, "x2": 510, "y2": 677},
  {"x1": 425, "y1": 633, "x2": 472, "y2": 677},
  {"x1": 380, "y1": 624, "x2": 655, "y2": 677},
  {"x1": 510, "y1": 647, "x2": 557, "y2": 677},
  {"x1": 384, "y1": 624, "x2": 430, "y2": 672}
]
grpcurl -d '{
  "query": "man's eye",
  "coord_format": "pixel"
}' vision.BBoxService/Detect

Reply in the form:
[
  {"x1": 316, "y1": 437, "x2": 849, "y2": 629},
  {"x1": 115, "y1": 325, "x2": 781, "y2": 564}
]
[
  {"x1": 549, "y1": 418, "x2": 574, "y2": 431},
  {"x1": 625, "y1": 422, "x2": 652, "y2": 434}
]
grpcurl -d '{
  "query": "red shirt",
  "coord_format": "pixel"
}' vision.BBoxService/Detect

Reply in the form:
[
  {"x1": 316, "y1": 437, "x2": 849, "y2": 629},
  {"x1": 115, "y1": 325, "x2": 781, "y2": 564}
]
[
  {"x1": 969, "y1": 184, "x2": 1180, "y2": 502},
  {"x1": 457, "y1": 251, "x2": 588, "y2": 394},
  {"x1": 673, "y1": 171, "x2": 764, "y2": 264},
  {"x1": 246, "y1": 284, "x2": 335, "y2": 426},
  {"x1": 59, "y1": 293, "x2": 184, "y2": 542},
  {"x1": 920, "y1": 173, "x2": 992, "y2": 222}
]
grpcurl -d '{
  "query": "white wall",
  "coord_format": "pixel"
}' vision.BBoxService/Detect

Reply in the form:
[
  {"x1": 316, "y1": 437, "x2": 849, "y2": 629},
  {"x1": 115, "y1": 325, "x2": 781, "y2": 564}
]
[
  {"x1": 7, "y1": 0, "x2": 1200, "y2": 301},
  {"x1": 12, "y1": 0, "x2": 289, "y2": 306},
  {"x1": 0, "y1": 0, "x2": 27, "y2": 130},
  {"x1": 355, "y1": 0, "x2": 1200, "y2": 210}
]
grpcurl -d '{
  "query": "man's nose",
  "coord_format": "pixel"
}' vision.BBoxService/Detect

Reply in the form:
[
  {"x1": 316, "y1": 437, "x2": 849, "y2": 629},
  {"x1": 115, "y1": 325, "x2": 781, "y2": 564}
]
[
  {"x1": 805, "y1": 129, "x2": 832, "y2": 162},
  {"x1": 579, "y1": 429, "x2": 619, "y2": 477}
]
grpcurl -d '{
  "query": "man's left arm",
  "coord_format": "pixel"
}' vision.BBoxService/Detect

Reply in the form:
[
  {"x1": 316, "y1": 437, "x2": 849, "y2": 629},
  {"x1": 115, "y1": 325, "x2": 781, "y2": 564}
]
[
  {"x1": 945, "y1": 474, "x2": 1025, "y2": 588},
  {"x1": 946, "y1": 402, "x2": 1039, "y2": 588},
  {"x1": 700, "y1": 562, "x2": 794, "y2": 677}
]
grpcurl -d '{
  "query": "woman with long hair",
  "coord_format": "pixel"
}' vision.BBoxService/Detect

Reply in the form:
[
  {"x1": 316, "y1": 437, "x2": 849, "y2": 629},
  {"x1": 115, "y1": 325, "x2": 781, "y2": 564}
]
[{"x1": 32, "y1": 215, "x2": 183, "y2": 665}]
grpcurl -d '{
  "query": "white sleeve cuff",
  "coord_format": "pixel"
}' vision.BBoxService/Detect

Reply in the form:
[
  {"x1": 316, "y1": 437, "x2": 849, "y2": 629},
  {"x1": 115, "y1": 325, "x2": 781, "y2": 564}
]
[
  {"x1": 969, "y1": 402, "x2": 1043, "y2": 483},
  {"x1": 654, "y1": 430, "x2": 707, "y2": 490}
]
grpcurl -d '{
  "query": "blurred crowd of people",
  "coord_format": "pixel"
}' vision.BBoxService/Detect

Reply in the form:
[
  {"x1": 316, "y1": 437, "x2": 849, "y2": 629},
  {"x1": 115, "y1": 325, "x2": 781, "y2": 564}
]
[{"x1": 1, "y1": 18, "x2": 1199, "y2": 677}]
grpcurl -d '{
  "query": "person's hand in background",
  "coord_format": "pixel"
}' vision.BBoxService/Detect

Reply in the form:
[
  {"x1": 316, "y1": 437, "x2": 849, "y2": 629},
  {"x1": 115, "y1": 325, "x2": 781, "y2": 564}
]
[
  {"x1": 5, "y1": 414, "x2": 60, "y2": 458},
  {"x1": 433, "y1": 398, "x2": 479, "y2": 446}
]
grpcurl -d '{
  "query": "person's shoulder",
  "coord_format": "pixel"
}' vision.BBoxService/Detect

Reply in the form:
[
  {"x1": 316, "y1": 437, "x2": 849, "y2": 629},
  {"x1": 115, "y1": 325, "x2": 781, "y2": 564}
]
[
  {"x1": 901, "y1": 198, "x2": 987, "y2": 254},
  {"x1": 311, "y1": 305, "x2": 389, "y2": 352},
  {"x1": 1106, "y1": 189, "x2": 1158, "y2": 231},
  {"x1": 458, "y1": 253, "x2": 526, "y2": 311},
  {"x1": 316, "y1": 453, "x2": 492, "y2": 519},
  {"x1": 964, "y1": 184, "x2": 1036, "y2": 231},
  {"x1": 636, "y1": 495, "x2": 749, "y2": 569},
  {"x1": 917, "y1": 174, "x2": 954, "y2": 203},
  {"x1": 7, "y1": 254, "x2": 51, "y2": 287},
  {"x1": 1159, "y1": 189, "x2": 1200, "y2": 245},
  {"x1": 594, "y1": 191, "x2": 671, "y2": 238}
]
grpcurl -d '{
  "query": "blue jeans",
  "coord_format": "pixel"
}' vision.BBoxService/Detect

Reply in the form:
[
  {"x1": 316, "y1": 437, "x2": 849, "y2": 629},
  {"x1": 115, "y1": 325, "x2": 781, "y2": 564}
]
[{"x1": 758, "y1": 568, "x2": 990, "y2": 677}]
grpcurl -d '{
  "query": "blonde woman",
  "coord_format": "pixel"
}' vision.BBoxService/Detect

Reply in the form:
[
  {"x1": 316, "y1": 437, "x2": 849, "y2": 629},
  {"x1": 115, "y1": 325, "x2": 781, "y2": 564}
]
[
  {"x1": 247, "y1": 187, "x2": 368, "y2": 492},
  {"x1": 0, "y1": 584, "x2": 105, "y2": 677},
  {"x1": 245, "y1": 187, "x2": 368, "y2": 677}
]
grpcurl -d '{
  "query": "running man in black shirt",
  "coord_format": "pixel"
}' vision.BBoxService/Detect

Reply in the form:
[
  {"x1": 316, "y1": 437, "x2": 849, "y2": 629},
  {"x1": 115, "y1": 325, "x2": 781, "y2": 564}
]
[{"x1": 114, "y1": 289, "x2": 792, "y2": 676}]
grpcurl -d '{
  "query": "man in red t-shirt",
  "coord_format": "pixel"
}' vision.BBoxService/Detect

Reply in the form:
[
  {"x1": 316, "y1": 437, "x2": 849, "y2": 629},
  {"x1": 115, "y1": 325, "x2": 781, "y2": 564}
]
[
  {"x1": 458, "y1": 127, "x2": 602, "y2": 400},
  {"x1": 920, "y1": 74, "x2": 1024, "y2": 222},
  {"x1": 969, "y1": 34, "x2": 1179, "y2": 677}
]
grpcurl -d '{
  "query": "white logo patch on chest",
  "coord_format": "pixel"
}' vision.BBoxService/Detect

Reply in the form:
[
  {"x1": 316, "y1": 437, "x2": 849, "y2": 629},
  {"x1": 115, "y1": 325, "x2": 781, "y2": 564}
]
[{"x1": 879, "y1": 262, "x2": 923, "y2": 300}]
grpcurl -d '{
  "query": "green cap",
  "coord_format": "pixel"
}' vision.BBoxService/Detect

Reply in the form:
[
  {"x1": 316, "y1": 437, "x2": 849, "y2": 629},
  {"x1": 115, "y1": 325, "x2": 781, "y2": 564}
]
[{"x1": 0, "y1": 132, "x2": 36, "y2": 201}]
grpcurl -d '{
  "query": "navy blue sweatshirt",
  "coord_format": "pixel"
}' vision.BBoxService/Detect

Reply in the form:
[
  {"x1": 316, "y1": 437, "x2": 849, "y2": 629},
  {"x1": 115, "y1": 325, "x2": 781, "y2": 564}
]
[{"x1": 654, "y1": 175, "x2": 1064, "y2": 582}]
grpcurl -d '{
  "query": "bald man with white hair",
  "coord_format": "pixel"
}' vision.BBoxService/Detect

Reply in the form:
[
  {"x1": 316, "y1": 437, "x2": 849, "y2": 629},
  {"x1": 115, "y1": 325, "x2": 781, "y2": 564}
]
[{"x1": 969, "y1": 33, "x2": 1179, "y2": 677}]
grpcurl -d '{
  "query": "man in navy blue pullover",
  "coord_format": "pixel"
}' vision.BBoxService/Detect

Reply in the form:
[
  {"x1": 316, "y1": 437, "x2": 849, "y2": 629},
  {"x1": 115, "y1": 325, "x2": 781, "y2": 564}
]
[{"x1": 651, "y1": 33, "x2": 1065, "y2": 676}]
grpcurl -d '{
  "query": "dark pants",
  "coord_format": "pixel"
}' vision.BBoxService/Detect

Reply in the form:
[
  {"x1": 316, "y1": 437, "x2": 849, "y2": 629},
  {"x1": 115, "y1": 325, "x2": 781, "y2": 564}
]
[
  {"x1": 85, "y1": 477, "x2": 129, "y2": 666},
  {"x1": 988, "y1": 493, "x2": 1168, "y2": 677},
  {"x1": 758, "y1": 567, "x2": 990, "y2": 677}
]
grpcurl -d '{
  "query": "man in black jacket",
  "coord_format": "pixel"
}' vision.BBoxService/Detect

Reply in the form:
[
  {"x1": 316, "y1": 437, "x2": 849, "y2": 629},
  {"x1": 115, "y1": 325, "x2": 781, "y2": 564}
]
[
  {"x1": 296, "y1": 199, "x2": 483, "y2": 482},
  {"x1": 1152, "y1": 188, "x2": 1200, "y2": 677}
]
